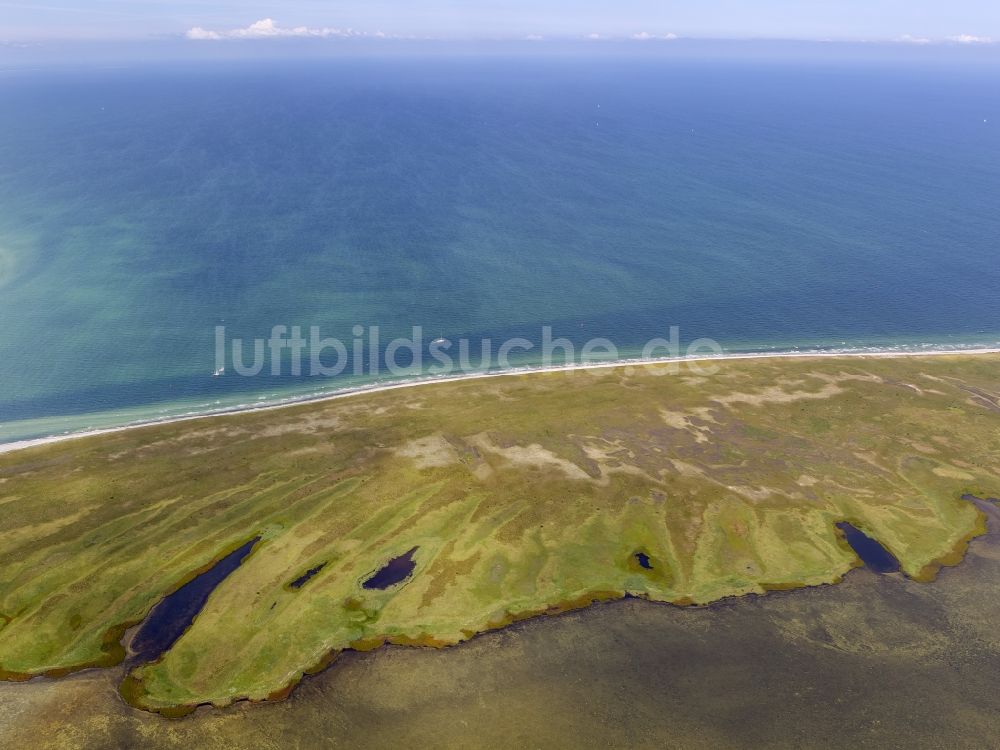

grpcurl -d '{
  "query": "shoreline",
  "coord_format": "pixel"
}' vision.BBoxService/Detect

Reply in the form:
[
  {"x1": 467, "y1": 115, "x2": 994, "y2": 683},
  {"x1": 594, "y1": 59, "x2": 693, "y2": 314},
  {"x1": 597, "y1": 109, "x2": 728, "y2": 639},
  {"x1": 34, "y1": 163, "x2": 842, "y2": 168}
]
[{"x1": 2, "y1": 345, "x2": 999, "y2": 457}]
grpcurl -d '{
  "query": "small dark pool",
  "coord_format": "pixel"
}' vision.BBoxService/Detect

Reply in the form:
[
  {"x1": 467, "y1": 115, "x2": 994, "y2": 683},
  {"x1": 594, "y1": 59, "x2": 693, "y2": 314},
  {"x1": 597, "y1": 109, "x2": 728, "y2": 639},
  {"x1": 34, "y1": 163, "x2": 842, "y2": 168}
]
[
  {"x1": 362, "y1": 547, "x2": 419, "y2": 590},
  {"x1": 289, "y1": 562, "x2": 326, "y2": 590},
  {"x1": 634, "y1": 552, "x2": 653, "y2": 570},
  {"x1": 962, "y1": 493, "x2": 1000, "y2": 505},
  {"x1": 836, "y1": 522, "x2": 900, "y2": 574},
  {"x1": 130, "y1": 537, "x2": 259, "y2": 663}
]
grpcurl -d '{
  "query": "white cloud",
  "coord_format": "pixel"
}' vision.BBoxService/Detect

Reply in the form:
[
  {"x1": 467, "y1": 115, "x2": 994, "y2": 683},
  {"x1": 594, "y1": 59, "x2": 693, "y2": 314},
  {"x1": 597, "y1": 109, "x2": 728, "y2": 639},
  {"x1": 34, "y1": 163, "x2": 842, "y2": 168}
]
[
  {"x1": 897, "y1": 34, "x2": 932, "y2": 45},
  {"x1": 631, "y1": 32, "x2": 679, "y2": 41},
  {"x1": 946, "y1": 34, "x2": 994, "y2": 44},
  {"x1": 185, "y1": 18, "x2": 388, "y2": 41},
  {"x1": 186, "y1": 27, "x2": 221, "y2": 41}
]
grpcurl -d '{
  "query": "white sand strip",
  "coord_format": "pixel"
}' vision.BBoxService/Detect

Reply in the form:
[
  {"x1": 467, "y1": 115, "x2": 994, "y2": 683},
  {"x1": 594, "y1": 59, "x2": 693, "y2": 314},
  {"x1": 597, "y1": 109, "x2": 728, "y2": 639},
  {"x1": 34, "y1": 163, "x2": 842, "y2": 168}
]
[{"x1": 1, "y1": 347, "x2": 998, "y2": 457}]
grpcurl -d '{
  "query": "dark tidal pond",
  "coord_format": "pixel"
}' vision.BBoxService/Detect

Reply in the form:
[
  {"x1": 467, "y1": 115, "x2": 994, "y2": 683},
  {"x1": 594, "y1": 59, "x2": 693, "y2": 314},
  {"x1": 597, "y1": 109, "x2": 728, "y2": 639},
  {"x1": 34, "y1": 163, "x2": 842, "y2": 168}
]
[
  {"x1": 836, "y1": 522, "x2": 900, "y2": 574},
  {"x1": 289, "y1": 563, "x2": 326, "y2": 590},
  {"x1": 130, "y1": 537, "x2": 259, "y2": 663},
  {"x1": 363, "y1": 547, "x2": 419, "y2": 590}
]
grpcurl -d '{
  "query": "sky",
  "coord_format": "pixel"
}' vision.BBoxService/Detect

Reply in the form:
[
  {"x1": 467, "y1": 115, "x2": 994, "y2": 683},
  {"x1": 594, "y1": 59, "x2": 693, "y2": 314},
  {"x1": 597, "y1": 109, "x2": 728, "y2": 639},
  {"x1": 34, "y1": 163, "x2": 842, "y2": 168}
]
[{"x1": 0, "y1": 0, "x2": 997, "y2": 44}]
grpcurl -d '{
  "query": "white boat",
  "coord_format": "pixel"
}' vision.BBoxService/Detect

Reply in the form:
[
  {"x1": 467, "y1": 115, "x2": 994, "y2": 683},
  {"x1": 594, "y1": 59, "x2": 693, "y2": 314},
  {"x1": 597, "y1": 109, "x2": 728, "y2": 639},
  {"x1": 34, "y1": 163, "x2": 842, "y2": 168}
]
[
  {"x1": 431, "y1": 336, "x2": 447, "y2": 345},
  {"x1": 213, "y1": 366, "x2": 225, "y2": 377}
]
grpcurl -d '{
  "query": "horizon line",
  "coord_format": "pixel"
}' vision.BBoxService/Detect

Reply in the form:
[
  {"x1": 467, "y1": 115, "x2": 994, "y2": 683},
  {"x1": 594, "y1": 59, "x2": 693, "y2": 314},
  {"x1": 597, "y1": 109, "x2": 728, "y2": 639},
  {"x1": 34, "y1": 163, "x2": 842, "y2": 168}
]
[{"x1": 2, "y1": 29, "x2": 996, "y2": 47}]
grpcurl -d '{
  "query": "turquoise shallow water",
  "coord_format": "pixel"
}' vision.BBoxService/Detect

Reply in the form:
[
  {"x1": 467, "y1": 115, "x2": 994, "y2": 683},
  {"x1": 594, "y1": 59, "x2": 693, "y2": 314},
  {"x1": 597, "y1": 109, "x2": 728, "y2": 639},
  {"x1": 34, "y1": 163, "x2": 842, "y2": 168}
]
[{"x1": 1, "y1": 57, "x2": 999, "y2": 443}]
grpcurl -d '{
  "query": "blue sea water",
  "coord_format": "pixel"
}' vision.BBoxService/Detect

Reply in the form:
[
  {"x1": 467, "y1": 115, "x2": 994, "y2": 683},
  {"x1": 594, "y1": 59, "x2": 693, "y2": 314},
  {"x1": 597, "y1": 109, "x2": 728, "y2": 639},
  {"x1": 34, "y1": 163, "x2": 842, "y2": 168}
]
[{"x1": 0, "y1": 56, "x2": 999, "y2": 443}]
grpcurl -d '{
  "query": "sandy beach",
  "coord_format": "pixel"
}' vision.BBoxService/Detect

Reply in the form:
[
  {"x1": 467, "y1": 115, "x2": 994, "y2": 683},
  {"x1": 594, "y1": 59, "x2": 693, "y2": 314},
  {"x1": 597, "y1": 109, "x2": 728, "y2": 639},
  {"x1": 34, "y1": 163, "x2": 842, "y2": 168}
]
[{"x1": 2, "y1": 346, "x2": 998, "y2": 457}]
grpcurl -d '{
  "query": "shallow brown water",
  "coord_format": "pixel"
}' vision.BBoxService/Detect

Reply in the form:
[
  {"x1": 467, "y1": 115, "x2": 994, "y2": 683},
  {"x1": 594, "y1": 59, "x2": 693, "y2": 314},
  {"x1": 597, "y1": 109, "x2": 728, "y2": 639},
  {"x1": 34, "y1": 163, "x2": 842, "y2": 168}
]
[{"x1": 2, "y1": 502, "x2": 999, "y2": 749}]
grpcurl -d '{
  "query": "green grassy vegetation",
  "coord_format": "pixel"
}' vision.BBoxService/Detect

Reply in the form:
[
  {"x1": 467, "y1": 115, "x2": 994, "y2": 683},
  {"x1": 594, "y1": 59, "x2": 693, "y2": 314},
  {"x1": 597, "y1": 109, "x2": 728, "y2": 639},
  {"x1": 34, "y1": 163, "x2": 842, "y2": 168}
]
[{"x1": 1, "y1": 354, "x2": 998, "y2": 714}]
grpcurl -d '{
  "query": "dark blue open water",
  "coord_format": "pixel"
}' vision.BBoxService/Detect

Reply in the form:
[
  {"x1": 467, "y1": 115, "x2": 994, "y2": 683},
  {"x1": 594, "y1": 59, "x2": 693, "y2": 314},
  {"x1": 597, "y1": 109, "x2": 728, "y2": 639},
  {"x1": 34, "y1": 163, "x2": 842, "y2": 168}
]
[{"x1": 1, "y1": 57, "x2": 998, "y2": 442}]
